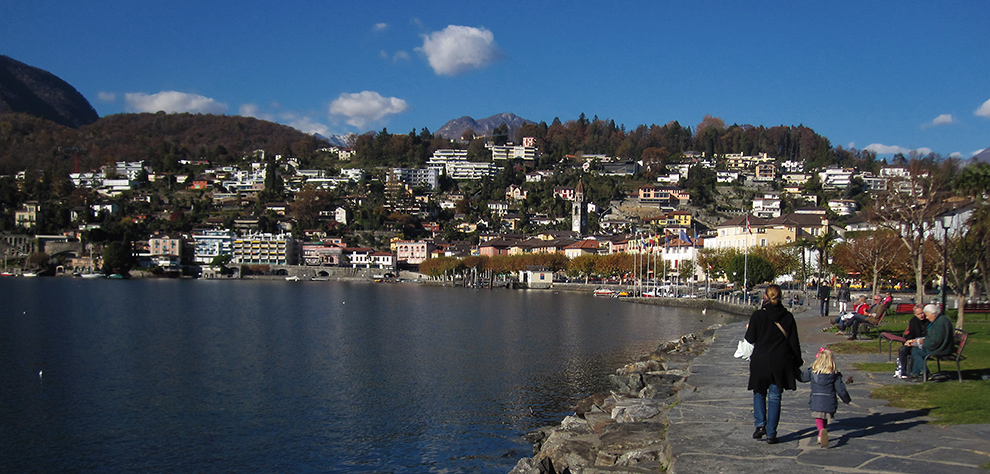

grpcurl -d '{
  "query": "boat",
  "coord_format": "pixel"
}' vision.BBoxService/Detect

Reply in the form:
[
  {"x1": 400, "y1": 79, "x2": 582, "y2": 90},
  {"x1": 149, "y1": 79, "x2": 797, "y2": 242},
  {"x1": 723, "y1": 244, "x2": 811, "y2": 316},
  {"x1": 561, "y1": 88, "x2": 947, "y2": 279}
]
[
  {"x1": 593, "y1": 288, "x2": 617, "y2": 297},
  {"x1": 22, "y1": 272, "x2": 38, "y2": 277},
  {"x1": 80, "y1": 273, "x2": 105, "y2": 279},
  {"x1": 285, "y1": 275, "x2": 300, "y2": 281}
]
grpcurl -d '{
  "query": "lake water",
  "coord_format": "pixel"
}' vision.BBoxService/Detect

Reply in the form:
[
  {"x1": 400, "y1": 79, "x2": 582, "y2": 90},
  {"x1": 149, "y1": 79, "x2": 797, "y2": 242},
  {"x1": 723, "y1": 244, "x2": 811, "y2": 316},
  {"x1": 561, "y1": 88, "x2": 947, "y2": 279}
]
[{"x1": 0, "y1": 278, "x2": 737, "y2": 473}]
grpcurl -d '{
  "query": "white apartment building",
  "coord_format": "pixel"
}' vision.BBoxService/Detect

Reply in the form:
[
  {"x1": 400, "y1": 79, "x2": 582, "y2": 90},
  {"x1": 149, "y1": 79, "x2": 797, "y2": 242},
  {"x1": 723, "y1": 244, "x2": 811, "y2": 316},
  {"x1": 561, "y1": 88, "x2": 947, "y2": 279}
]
[
  {"x1": 390, "y1": 167, "x2": 438, "y2": 190},
  {"x1": 752, "y1": 193, "x2": 782, "y2": 218},
  {"x1": 487, "y1": 143, "x2": 537, "y2": 162},
  {"x1": 819, "y1": 167, "x2": 854, "y2": 189},
  {"x1": 192, "y1": 230, "x2": 236, "y2": 264}
]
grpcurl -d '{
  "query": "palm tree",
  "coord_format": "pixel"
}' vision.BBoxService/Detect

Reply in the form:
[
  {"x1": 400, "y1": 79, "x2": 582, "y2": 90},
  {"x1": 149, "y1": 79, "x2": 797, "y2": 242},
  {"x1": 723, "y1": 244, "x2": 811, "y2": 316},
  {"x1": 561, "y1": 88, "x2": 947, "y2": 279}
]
[
  {"x1": 793, "y1": 238, "x2": 815, "y2": 290},
  {"x1": 814, "y1": 231, "x2": 836, "y2": 287}
]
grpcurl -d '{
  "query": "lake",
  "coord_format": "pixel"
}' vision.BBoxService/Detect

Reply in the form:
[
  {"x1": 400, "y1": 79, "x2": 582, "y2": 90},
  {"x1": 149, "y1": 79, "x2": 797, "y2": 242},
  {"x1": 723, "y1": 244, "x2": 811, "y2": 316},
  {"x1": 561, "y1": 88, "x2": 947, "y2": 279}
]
[{"x1": 0, "y1": 277, "x2": 736, "y2": 473}]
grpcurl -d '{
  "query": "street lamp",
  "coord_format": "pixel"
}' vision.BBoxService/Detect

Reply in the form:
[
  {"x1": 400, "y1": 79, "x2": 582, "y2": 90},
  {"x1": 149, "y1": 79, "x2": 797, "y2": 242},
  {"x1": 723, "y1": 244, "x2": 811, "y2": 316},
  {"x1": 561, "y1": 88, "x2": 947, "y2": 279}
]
[{"x1": 941, "y1": 214, "x2": 952, "y2": 314}]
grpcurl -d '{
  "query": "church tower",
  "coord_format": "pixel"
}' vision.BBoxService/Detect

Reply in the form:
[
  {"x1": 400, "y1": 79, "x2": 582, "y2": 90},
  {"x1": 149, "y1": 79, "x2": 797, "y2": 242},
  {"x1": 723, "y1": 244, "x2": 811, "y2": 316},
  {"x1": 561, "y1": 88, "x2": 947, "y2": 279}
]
[{"x1": 572, "y1": 180, "x2": 586, "y2": 234}]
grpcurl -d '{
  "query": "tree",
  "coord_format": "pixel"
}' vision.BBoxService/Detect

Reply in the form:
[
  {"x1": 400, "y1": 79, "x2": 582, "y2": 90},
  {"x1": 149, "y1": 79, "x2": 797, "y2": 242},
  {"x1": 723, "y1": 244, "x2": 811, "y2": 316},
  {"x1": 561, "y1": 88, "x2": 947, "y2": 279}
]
[
  {"x1": 832, "y1": 230, "x2": 903, "y2": 292},
  {"x1": 101, "y1": 241, "x2": 134, "y2": 276},
  {"x1": 868, "y1": 160, "x2": 950, "y2": 303},
  {"x1": 726, "y1": 254, "x2": 776, "y2": 290}
]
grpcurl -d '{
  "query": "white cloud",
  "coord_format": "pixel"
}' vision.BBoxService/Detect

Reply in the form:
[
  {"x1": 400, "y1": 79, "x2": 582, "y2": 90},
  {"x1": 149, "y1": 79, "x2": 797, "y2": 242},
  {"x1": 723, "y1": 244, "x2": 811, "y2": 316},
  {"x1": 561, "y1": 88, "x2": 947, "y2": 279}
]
[
  {"x1": 329, "y1": 91, "x2": 408, "y2": 129},
  {"x1": 281, "y1": 113, "x2": 331, "y2": 136},
  {"x1": 864, "y1": 144, "x2": 935, "y2": 156},
  {"x1": 419, "y1": 25, "x2": 500, "y2": 76},
  {"x1": 392, "y1": 51, "x2": 410, "y2": 61},
  {"x1": 125, "y1": 91, "x2": 227, "y2": 114},
  {"x1": 239, "y1": 103, "x2": 274, "y2": 121},
  {"x1": 930, "y1": 114, "x2": 954, "y2": 126},
  {"x1": 373, "y1": 22, "x2": 388, "y2": 32},
  {"x1": 976, "y1": 98, "x2": 990, "y2": 118},
  {"x1": 97, "y1": 91, "x2": 117, "y2": 102}
]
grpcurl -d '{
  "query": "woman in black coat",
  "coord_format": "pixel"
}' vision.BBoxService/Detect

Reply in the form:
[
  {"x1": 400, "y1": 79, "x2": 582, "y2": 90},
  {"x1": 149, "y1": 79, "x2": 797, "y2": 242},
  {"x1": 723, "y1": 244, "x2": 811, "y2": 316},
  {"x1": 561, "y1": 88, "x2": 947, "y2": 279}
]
[{"x1": 745, "y1": 284, "x2": 803, "y2": 444}]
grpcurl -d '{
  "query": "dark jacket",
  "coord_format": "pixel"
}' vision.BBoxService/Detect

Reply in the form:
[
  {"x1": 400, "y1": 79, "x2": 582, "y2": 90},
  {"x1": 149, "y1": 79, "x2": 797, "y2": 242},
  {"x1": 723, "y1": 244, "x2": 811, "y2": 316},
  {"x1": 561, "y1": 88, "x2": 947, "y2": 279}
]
[
  {"x1": 745, "y1": 302, "x2": 803, "y2": 393},
  {"x1": 797, "y1": 369, "x2": 851, "y2": 414},
  {"x1": 836, "y1": 287, "x2": 851, "y2": 303},
  {"x1": 923, "y1": 314, "x2": 955, "y2": 356},
  {"x1": 904, "y1": 315, "x2": 927, "y2": 340}
]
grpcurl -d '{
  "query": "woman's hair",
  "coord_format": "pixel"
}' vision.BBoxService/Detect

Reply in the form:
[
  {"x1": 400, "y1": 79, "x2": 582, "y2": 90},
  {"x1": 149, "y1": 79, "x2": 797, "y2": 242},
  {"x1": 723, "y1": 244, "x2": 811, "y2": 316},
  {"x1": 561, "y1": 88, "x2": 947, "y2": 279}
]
[
  {"x1": 812, "y1": 348, "x2": 838, "y2": 374},
  {"x1": 765, "y1": 284, "x2": 783, "y2": 305}
]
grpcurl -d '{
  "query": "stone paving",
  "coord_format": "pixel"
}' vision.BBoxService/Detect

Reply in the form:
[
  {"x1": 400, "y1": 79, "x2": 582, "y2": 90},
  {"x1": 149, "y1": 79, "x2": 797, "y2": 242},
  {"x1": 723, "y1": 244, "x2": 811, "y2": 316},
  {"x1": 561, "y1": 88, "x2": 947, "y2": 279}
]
[{"x1": 666, "y1": 306, "x2": 990, "y2": 473}]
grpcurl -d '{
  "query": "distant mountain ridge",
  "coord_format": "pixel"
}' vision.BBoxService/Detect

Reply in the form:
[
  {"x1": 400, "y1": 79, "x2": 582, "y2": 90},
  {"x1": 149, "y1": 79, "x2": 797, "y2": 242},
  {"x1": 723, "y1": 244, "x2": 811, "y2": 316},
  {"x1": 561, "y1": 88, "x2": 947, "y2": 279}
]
[
  {"x1": 0, "y1": 55, "x2": 99, "y2": 128},
  {"x1": 437, "y1": 112, "x2": 534, "y2": 140}
]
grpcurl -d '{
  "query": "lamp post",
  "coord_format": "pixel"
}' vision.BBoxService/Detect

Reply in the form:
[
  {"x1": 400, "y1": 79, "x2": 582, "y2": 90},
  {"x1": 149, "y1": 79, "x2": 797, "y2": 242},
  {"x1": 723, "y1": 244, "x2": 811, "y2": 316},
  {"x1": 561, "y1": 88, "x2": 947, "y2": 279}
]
[{"x1": 941, "y1": 214, "x2": 952, "y2": 314}]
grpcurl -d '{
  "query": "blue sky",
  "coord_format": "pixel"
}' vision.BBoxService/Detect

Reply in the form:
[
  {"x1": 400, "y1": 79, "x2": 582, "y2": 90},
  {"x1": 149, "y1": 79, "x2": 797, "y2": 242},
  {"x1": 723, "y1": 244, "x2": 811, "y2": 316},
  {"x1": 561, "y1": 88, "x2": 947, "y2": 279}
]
[{"x1": 2, "y1": 1, "x2": 988, "y2": 159}]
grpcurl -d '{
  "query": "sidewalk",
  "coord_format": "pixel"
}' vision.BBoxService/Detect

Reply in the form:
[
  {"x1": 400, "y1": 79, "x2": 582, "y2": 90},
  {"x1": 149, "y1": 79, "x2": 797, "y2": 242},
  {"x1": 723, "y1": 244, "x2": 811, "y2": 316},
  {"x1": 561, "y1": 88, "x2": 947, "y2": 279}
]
[{"x1": 665, "y1": 306, "x2": 990, "y2": 473}]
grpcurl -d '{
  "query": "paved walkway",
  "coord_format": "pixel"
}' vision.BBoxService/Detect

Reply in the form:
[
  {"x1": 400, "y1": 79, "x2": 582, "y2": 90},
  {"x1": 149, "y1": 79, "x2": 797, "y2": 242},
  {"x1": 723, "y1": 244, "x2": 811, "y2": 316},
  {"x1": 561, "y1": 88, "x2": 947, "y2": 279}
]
[{"x1": 666, "y1": 305, "x2": 990, "y2": 473}]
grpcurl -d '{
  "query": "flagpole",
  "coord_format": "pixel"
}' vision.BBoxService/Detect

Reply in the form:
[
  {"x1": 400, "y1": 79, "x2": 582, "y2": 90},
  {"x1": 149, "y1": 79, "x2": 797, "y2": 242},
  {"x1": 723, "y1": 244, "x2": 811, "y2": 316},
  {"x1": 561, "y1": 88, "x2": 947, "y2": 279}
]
[{"x1": 744, "y1": 215, "x2": 750, "y2": 302}]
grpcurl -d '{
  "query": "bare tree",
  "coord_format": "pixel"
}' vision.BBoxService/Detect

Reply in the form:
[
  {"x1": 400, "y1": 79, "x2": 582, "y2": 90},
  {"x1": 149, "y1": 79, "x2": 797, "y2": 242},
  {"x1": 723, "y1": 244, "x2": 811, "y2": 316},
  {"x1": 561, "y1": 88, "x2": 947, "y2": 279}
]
[
  {"x1": 867, "y1": 160, "x2": 950, "y2": 304},
  {"x1": 833, "y1": 230, "x2": 905, "y2": 293}
]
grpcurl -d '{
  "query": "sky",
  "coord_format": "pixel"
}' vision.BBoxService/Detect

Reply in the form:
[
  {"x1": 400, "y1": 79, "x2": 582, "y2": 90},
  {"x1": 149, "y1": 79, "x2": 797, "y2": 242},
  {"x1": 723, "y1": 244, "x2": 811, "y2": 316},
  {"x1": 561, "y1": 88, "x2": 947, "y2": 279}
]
[{"x1": 2, "y1": 1, "x2": 988, "y2": 159}]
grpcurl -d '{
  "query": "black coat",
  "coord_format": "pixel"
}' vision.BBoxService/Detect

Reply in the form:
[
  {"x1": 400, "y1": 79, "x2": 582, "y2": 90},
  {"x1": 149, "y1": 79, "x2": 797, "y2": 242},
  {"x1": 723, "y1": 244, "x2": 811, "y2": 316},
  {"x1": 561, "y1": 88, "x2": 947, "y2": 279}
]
[{"x1": 745, "y1": 302, "x2": 803, "y2": 393}]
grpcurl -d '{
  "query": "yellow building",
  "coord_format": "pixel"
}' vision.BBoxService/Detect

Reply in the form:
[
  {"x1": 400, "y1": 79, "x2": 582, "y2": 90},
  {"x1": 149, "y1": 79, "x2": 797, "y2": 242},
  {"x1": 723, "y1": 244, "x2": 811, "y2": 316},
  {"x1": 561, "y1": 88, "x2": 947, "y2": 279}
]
[{"x1": 704, "y1": 212, "x2": 828, "y2": 250}]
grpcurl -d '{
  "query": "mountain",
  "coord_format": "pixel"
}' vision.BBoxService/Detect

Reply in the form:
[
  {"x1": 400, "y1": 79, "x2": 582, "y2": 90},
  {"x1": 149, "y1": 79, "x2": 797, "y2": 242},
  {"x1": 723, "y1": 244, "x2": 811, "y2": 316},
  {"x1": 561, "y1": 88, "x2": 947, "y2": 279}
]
[
  {"x1": 0, "y1": 55, "x2": 99, "y2": 128},
  {"x1": 314, "y1": 132, "x2": 356, "y2": 148},
  {"x1": 436, "y1": 112, "x2": 535, "y2": 140},
  {"x1": 970, "y1": 147, "x2": 990, "y2": 164}
]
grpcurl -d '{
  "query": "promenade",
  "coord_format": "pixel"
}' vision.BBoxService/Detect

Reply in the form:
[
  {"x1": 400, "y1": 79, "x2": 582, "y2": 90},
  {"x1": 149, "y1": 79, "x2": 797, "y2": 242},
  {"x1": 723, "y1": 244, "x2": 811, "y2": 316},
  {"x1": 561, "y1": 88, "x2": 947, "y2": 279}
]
[{"x1": 666, "y1": 305, "x2": 990, "y2": 473}]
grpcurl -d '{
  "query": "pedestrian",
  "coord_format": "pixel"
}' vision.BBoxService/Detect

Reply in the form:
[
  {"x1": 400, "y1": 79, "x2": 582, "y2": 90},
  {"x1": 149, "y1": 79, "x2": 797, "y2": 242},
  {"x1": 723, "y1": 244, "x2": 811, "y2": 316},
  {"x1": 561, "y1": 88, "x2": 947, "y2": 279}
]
[
  {"x1": 797, "y1": 348, "x2": 851, "y2": 448},
  {"x1": 817, "y1": 283, "x2": 832, "y2": 317},
  {"x1": 746, "y1": 284, "x2": 803, "y2": 444},
  {"x1": 836, "y1": 283, "x2": 851, "y2": 314}
]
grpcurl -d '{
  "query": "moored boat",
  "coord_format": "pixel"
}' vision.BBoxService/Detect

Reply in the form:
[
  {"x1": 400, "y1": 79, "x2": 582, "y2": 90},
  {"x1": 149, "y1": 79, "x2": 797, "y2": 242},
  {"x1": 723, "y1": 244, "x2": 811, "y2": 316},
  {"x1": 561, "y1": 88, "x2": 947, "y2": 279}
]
[{"x1": 593, "y1": 288, "x2": 617, "y2": 297}]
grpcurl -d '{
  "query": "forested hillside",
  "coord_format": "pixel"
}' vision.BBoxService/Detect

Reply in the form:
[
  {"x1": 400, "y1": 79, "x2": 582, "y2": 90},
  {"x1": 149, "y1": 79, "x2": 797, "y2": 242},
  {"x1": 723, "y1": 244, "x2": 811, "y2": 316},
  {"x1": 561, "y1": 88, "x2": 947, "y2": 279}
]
[{"x1": 0, "y1": 112, "x2": 331, "y2": 175}]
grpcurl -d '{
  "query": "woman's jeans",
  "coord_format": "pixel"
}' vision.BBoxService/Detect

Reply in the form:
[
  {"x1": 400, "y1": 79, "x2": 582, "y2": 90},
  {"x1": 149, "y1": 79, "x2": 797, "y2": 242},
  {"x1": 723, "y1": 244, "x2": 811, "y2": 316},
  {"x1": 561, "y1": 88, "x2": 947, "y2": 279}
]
[{"x1": 754, "y1": 384, "x2": 783, "y2": 438}]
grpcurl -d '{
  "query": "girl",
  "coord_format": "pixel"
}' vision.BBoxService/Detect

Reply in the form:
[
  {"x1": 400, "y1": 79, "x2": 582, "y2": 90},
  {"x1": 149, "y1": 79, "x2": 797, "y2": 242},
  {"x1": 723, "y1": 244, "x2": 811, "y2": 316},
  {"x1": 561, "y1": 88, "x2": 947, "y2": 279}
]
[{"x1": 797, "y1": 348, "x2": 851, "y2": 448}]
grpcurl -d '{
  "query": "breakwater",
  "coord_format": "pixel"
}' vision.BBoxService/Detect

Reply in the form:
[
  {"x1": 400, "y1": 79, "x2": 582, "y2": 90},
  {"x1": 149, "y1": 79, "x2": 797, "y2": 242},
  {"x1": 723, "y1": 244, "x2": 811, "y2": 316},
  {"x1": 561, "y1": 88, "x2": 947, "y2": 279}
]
[{"x1": 508, "y1": 299, "x2": 779, "y2": 473}]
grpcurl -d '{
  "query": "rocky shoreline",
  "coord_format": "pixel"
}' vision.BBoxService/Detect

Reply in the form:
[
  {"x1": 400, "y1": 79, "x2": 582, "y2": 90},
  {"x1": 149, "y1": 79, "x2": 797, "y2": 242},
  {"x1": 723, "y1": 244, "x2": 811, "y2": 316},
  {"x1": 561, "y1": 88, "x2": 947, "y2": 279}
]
[{"x1": 508, "y1": 301, "x2": 765, "y2": 474}]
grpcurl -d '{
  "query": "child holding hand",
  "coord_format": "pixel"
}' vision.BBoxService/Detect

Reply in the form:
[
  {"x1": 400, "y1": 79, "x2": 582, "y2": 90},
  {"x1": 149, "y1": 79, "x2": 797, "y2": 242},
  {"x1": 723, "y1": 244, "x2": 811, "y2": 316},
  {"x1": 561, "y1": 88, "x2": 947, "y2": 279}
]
[{"x1": 797, "y1": 348, "x2": 851, "y2": 448}]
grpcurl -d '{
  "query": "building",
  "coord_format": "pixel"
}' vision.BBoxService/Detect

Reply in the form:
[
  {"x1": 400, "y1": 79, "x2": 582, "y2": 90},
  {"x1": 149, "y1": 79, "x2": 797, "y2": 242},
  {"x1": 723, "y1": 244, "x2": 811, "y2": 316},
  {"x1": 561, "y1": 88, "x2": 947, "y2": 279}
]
[
  {"x1": 754, "y1": 164, "x2": 777, "y2": 182},
  {"x1": 487, "y1": 142, "x2": 537, "y2": 162},
  {"x1": 395, "y1": 240, "x2": 435, "y2": 265},
  {"x1": 820, "y1": 167, "x2": 854, "y2": 189},
  {"x1": 231, "y1": 233, "x2": 298, "y2": 265},
  {"x1": 149, "y1": 233, "x2": 188, "y2": 270},
  {"x1": 704, "y1": 212, "x2": 828, "y2": 250},
  {"x1": 301, "y1": 242, "x2": 343, "y2": 266},
  {"x1": 572, "y1": 181, "x2": 586, "y2": 234},
  {"x1": 390, "y1": 167, "x2": 438, "y2": 190},
  {"x1": 827, "y1": 199, "x2": 859, "y2": 216},
  {"x1": 752, "y1": 193, "x2": 782, "y2": 219},
  {"x1": 14, "y1": 201, "x2": 42, "y2": 229},
  {"x1": 192, "y1": 229, "x2": 235, "y2": 264}
]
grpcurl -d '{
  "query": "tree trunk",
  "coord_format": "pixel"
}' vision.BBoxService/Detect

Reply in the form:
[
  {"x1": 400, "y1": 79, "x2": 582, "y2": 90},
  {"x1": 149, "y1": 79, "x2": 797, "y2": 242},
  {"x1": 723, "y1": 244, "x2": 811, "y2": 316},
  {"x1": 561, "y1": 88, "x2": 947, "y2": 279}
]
[
  {"x1": 956, "y1": 294, "x2": 966, "y2": 330},
  {"x1": 914, "y1": 250, "x2": 925, "y2": 305}
]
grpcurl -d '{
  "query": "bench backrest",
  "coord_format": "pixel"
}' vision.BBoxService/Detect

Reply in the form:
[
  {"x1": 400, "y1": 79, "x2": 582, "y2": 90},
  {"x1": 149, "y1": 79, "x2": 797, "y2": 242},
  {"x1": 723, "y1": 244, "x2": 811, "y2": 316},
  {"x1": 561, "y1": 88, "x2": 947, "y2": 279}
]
[{"x1": 952, "y1": 329, "x2": 969, "y2": 359}]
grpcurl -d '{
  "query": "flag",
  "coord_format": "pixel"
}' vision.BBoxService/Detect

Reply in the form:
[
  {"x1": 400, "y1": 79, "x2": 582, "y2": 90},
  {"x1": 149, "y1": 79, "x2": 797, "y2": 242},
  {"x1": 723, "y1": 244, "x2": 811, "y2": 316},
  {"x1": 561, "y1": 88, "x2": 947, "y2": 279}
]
[
  {"x1": 707, "y1": 263, "x2": 713, "y2": 270},
  {"x1": 746, "y1": 215, "x2": 752, "y2": 234},
  {"x1": 680, "y1": 229, "x2": 691, "y2": 244}
]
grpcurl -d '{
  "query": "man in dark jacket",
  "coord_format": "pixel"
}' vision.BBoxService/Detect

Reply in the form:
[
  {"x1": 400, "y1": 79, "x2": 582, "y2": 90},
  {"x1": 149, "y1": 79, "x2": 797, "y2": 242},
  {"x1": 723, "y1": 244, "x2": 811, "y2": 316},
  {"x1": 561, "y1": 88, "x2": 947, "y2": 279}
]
[
  {"x1": 906, "y1": 304, "x2": 955, "y2": 379},
  {"x1": 817, "y1": 284, "x2": 832, "y2": 317},
  {"x1": 745, "y1": 284, "x2": 803, "y2": 444}
]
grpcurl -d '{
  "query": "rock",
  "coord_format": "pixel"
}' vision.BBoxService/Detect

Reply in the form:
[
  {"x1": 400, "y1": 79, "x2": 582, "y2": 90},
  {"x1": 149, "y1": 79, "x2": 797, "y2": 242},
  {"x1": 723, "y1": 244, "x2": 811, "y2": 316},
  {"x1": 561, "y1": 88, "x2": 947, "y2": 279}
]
[
  {"x1": 608, "y1": 374, "x2": 644, "y2": 394},
  {"x1": 611, "y1": 399, "x2": 661, "y2": 422},
  {"x1": 575, "y1": 392, "x2": 609, "y2": 416}
]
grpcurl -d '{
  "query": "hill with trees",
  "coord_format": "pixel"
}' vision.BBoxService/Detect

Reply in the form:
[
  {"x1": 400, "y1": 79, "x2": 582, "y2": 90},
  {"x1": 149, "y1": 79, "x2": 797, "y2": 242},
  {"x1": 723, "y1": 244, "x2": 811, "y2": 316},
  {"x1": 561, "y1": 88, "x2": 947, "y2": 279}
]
[{"x1": 0, "y1": 55, "x2": 99, "y2": 129}]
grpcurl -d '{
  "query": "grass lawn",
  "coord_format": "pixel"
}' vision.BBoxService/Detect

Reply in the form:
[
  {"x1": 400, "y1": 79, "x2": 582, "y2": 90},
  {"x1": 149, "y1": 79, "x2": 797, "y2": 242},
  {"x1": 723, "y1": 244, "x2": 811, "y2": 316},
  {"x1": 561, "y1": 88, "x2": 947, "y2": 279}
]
[{"x1": 831, "y1": 310, "x2": 990, "y2": 425}]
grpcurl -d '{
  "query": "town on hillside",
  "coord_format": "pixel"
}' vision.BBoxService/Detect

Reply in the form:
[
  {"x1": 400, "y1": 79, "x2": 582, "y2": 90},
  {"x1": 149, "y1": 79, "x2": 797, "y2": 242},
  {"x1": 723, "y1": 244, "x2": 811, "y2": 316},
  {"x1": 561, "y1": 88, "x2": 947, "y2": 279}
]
[{"x1": 1, "y1": 126, "x2": 987, "y2": 307}]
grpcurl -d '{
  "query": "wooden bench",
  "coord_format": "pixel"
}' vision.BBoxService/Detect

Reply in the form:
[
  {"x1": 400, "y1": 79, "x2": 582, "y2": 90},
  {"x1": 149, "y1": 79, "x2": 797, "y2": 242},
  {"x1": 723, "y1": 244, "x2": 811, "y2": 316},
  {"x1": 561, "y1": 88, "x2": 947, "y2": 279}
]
[
  {"x1": 879, "y1": 331, "x2": 907, "y2": 361},
  {"x1": 963, "y1": 302, "x2": 990, "y2": 313},
  {"x1": 894, "y1": 303, "x2": 915, "y2": 313},
  {"x1": 924, "y1": 328, "x2": 969, "y2": 382}
]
